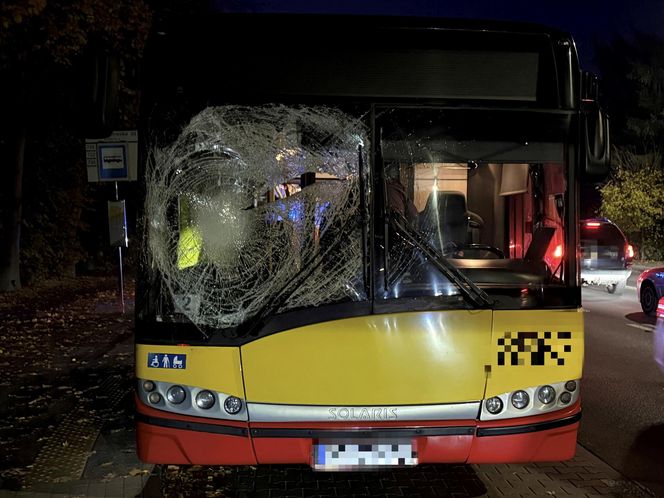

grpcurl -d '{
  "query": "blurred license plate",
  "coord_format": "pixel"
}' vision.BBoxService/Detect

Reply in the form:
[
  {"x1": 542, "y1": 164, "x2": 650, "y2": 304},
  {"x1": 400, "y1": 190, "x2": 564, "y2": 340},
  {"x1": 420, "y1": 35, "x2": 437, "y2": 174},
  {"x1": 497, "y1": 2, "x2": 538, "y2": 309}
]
[{"x1": 313, "y1": 439, "x2": 417, "y2": 471}]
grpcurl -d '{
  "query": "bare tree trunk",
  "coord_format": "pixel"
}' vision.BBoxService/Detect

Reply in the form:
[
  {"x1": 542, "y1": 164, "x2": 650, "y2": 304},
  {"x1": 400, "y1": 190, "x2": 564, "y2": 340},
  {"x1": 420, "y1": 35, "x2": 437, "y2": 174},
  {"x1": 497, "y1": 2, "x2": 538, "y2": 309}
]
[{"x1": 0, "y1": 125, "x2": 26, "y2": 291}]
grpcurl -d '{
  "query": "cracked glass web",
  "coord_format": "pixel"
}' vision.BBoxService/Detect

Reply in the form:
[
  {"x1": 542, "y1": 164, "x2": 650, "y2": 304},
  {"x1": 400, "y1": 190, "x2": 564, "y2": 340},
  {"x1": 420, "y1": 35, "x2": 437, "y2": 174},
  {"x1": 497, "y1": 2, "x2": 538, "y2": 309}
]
[{"x1": 145, "y1": 105, "x2": 368, "y2": 329}]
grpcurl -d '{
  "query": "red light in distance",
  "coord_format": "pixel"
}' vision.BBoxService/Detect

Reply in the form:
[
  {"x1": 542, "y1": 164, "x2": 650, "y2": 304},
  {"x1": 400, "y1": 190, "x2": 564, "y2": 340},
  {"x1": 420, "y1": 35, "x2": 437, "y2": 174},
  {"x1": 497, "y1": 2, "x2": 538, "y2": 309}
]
[{"x1": 626, "y1": 244, "x2": 634, "y2": 259}]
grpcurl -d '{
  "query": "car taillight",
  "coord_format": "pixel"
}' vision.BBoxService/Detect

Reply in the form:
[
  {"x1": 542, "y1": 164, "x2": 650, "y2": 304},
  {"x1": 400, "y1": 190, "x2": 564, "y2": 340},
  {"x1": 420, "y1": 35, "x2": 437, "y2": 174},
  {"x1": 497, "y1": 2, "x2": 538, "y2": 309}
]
[
  {"x1": 586, "y1": 221, "x2": 601, "y2": 228},
  {"x1": 626, "y1": 244, "x2": 634, "y2": 260}
]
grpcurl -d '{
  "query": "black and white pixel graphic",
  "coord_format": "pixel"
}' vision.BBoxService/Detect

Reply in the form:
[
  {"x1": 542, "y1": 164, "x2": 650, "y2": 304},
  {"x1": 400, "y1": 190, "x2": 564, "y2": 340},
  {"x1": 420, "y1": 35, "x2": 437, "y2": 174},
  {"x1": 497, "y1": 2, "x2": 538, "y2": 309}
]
[{"x1": 497, "y1": 331, "x2": 573, "y2": 366}]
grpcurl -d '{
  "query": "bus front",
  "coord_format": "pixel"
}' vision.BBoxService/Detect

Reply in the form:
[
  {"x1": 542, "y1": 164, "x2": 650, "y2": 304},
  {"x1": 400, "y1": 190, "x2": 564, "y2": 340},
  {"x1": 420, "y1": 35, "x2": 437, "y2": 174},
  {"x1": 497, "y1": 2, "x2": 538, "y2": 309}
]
[{"x1": 135, "y1": 15, "x2": 602, "y2": 468}]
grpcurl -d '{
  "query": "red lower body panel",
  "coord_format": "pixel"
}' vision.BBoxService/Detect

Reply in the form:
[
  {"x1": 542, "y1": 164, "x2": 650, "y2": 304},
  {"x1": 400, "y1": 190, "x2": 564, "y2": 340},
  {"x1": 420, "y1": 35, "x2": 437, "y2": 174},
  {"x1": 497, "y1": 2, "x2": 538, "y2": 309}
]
[
  {"x1": 468, "y1": 421, "x2": 579, "y2": 463},
  {"x1": 252, "y1": 434, "x2": 475, "y2": 464},
  {"x1": 136, "y1": 422, "x2": 257, "y2": 464},
  {"x1": 136, "y1": 398, "x2": 580, "y2": 465},
  {"x1": 135, "y1": 398, "x2": 256, "y2": 465}
]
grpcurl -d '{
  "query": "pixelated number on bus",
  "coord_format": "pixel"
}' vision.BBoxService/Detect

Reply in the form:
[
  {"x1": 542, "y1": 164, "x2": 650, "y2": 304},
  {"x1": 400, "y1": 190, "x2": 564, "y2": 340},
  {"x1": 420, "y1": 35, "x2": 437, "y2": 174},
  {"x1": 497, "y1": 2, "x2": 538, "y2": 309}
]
[
  {"x1": 173, "y1": 294, "x2": 200, "y2": 316},
  {"x1": 497, "y1": 331, "x2": 572, "y2": 366}
]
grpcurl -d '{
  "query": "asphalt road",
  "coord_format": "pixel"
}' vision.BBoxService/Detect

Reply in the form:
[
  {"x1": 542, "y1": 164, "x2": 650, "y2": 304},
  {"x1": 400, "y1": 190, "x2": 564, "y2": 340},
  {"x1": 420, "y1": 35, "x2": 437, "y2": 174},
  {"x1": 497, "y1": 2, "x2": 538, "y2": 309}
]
[{"x1": 580, "y1": 271, "x2": 664, "y2": 497}]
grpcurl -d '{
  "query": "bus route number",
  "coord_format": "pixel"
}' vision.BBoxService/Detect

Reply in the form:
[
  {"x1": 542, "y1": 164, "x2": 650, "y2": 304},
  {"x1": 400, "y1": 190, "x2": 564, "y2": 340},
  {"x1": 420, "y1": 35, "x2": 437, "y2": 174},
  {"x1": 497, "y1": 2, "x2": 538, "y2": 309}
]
[{"x1": 173, "y1": 293, "x2": 201, "y2": 316}]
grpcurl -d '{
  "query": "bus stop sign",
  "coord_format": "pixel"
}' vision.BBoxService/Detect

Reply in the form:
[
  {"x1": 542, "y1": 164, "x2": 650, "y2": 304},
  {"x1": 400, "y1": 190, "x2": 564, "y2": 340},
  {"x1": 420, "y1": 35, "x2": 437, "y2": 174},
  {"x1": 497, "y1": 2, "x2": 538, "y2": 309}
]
[{"x1": 85, "y1": 130, "x2": 138, "y2": 182}]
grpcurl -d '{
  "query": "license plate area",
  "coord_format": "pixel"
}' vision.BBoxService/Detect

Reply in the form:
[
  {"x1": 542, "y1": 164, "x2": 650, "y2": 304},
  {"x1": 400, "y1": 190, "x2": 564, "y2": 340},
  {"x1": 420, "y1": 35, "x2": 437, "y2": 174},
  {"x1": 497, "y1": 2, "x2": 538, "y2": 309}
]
[{"x1": 312, "y1": 438, "x2": 418, "y2": 471}]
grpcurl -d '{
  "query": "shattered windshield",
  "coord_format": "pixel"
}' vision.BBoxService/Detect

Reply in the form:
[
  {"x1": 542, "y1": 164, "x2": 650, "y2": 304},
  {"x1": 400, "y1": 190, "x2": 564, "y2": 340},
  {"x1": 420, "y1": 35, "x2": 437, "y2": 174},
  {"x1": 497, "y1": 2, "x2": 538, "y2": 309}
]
[
  {"x1": 145, "y1": 105, "x2": 368, "y2": 329},
  {"x1": 379, "y1": 108, "x2": 570, "y2": 300},
  {"x1": 142, "y1": 105, "x2": 574, "y2": 330}
]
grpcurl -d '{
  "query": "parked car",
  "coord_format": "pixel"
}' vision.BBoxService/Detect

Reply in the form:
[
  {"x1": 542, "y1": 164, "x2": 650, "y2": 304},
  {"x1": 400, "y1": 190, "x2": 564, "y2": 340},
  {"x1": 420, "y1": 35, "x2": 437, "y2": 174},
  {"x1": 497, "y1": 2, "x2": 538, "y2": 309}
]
[
  {"x1": 580, "y1": 218, "x2": 634, "y2": 294},
  {"x1": 636, "y1": 267, "x2": 664, "y2": 315},
  {"x1": 655, "y1": 297, "x2": 664, "y2": 374}
]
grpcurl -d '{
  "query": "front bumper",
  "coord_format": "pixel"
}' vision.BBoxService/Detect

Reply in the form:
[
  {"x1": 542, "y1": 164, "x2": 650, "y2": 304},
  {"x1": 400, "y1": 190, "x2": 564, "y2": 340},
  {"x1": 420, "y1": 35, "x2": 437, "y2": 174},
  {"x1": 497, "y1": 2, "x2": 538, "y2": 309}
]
[
  {"x1": 581, "y1": 268, "x2": 631, "y2": 286},
  {"x1": 136, "y1": 397, "x2": 581, "y2": 465}
]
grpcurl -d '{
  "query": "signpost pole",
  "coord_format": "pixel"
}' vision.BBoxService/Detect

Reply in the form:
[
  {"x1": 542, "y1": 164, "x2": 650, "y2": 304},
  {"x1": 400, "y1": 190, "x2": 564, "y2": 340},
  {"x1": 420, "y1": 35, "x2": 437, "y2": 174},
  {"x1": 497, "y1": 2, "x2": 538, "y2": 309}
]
[{"x1": 87, "y1": 130, "x2": 137, "y2": 314}]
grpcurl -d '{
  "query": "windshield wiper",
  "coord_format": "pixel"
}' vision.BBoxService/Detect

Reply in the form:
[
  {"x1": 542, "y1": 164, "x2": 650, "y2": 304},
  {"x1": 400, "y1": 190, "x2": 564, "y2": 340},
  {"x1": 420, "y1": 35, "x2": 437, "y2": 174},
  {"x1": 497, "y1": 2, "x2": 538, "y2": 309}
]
[{"x1": 389, "y1": 213, "x2": 493, "y2": 309}]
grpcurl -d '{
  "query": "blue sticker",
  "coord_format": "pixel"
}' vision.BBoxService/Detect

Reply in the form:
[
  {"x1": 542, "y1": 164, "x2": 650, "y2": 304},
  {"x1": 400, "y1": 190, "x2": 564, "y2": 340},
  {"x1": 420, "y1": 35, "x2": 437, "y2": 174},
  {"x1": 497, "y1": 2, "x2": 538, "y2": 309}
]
[{"x1": 148, "y1": 353, "x2": 187, "y2": 369}]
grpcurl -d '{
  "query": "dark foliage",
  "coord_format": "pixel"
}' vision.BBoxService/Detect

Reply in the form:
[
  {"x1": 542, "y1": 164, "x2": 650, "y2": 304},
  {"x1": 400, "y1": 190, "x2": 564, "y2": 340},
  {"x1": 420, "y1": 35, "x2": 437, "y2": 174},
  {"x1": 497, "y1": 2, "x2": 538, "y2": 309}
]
[{"x1": 594, "y1": 32, "x2": 664, "y2": 257}]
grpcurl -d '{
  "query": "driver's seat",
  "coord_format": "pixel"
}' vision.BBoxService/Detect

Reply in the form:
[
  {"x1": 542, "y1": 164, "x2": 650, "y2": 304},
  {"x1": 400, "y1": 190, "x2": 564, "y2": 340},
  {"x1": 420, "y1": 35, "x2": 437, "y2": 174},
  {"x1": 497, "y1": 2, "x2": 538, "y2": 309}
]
[{"x1": 419, "y1": 190, "x2": 469, "y2": 254}]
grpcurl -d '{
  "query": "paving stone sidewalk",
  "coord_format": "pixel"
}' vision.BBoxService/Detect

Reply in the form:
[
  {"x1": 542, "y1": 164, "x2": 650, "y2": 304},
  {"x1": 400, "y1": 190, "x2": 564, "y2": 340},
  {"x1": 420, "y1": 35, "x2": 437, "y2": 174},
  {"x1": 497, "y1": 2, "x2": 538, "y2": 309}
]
[{"x1": 473, "y1": 446, "x2": 654, "y2": 497}]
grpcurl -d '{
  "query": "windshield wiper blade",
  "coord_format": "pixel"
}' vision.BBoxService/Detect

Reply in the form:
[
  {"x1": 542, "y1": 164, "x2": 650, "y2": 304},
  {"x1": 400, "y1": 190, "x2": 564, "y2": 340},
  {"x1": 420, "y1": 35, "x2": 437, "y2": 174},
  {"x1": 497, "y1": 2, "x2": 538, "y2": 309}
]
[{"x1": 389, "y1": 213, "x2": 493, "y2": 309}]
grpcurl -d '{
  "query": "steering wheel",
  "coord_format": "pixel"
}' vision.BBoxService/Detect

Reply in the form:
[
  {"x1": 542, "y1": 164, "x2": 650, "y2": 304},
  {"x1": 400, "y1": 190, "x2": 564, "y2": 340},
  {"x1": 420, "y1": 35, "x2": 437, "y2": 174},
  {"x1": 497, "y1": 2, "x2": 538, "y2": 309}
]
[{"x1": 450, "y1": 244, "x2": 505, "y2": 259}]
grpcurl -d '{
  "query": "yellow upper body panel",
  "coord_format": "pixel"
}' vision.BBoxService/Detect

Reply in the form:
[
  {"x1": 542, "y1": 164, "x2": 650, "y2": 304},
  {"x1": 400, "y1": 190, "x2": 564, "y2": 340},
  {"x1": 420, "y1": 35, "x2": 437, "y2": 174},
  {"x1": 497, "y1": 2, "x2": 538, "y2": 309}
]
[
  {"x1": 486, "y1": 309, "x2": 584, "y2": 397},
  {"x1": 241, "y1": 310, "x2": 493, "y2": 405},
  {"x1": 136, "y1": 309, "x2": 583, "y2": 407},
  {"x1": 135, "y1": 344, "x2": 244, "y2": 397}
]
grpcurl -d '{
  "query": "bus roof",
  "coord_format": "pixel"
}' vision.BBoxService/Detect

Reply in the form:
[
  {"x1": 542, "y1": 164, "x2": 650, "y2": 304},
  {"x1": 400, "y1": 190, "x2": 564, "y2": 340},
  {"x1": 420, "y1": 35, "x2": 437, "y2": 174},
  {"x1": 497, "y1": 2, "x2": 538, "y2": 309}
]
[{"x1": 154, "y1": 12, "x2": 574, "y2": 41}]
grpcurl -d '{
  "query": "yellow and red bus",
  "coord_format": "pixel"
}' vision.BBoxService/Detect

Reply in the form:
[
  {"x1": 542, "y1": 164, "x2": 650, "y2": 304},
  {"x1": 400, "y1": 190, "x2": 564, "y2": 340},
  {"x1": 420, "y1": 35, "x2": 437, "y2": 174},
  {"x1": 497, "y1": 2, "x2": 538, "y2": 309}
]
[{"x1": 134, "y1": 14, "x2": 609, "y2": 468}]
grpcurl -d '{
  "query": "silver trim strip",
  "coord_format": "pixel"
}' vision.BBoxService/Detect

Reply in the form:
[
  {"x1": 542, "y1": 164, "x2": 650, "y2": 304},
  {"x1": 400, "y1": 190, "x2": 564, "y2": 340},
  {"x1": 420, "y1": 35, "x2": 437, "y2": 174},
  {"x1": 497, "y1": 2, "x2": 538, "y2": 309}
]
[{"x1": 247, "y1": 401, "x2": 481, "y2": 422}]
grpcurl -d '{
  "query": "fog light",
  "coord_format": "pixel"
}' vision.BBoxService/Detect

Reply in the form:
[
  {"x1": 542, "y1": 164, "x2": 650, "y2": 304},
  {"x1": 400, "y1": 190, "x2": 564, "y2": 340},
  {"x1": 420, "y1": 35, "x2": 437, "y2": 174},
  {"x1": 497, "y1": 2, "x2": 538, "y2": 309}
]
[
  {"x1": 142, "y1": 380, "x2": 155, "y2": 392},
  {"x1": 560, "y1": 391, "x2": 572, "y2": 404},
  {"x1": 511, "y1": 390, "x2": 530, "y2": 409},
  {"x1": 537, "y1": 385, "x2": 556, "y2": 404},
  {"x1": 166, "y1": 385, "x2": 186, "y2": 405},
  {"x1": 195, "y1": 390, "x2": 216, "y2": 409},
  {"x1": 565, "y1": 380, "x2": 577, "y2": 392},
  {"x1": 224, "y1": 396, "x2": 243, "y2": 414},
  {"x1": 485, "y1": 397, "x2": 503, "y2": 414},
  {"x1": 148, "y1": 392, "x2": 161, "y2": 404}
]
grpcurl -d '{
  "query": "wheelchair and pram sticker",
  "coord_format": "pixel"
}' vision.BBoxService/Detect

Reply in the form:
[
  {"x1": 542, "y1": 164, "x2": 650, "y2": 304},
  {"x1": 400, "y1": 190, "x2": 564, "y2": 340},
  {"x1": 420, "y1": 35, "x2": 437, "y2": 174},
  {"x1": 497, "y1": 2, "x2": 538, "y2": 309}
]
[{"x1": 148, "y1": 353, "x2": 187, "y2": 369}]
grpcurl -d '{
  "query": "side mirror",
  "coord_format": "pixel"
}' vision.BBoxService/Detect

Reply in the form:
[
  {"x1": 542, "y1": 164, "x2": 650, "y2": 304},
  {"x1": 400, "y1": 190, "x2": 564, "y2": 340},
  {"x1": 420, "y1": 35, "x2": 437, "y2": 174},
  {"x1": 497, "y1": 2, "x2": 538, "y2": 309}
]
[
  {"x1": 580, "y1": 72, "x2": 610, "y2": 181},
  {"x1": 581, "y1": 105, "x2": 610, "y2": 180},
  {"x1": 79, "y1": 51, "x2": 120, "y2": 139}
]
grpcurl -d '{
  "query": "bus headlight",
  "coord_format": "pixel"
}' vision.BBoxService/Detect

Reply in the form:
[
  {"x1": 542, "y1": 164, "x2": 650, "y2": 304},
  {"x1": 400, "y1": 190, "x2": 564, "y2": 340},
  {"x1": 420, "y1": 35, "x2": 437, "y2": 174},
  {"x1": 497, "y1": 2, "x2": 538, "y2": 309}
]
[
  {"x1": 196, "y1": 390, "x2": 216, "y2": 409},
  {"x1": 485, "y1": 396, "x2": 503, "y2": 414},
  {"x1": 166, "y1": 385, "x2": 186, "y2": 404},
  {"x1": 224, "y1": 396, "x2": 243, "y2": 414},
  {"x1": 537, "y1": 385, "x2": 556, "y2": 404},
  {"x1": 148, "y1": 392, "x2": 161, "y2": 404},
  {"x1": 142, "y1": 380, "x2": 155, "y2": 392},
  {"x1": 560, "y1": 391, "x2": 572, "y2": 404},
  {"x1": 565, "y1": 380, "x2": 577, "y2": 392},
  {"x1": 511, "y1": 390, "x2": 530, "y2": 409}
]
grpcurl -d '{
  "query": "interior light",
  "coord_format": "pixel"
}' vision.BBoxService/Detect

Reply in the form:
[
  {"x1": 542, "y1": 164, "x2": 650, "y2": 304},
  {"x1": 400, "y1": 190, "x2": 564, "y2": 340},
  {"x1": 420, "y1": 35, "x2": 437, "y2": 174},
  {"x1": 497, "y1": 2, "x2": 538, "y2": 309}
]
[{"x1": 553, "y1": 244, "x2": 563, "y2": 258}]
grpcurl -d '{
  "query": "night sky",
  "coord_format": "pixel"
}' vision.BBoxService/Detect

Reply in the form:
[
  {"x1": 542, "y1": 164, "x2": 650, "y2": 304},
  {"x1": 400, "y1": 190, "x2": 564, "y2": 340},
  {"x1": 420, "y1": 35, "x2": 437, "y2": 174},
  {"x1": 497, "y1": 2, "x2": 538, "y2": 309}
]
[{"x1": 214, "y1": 0, "x2": 664, "y2": 72}]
